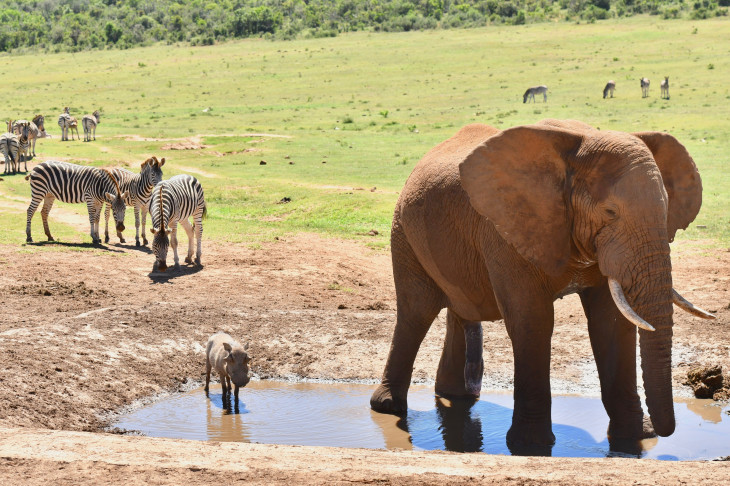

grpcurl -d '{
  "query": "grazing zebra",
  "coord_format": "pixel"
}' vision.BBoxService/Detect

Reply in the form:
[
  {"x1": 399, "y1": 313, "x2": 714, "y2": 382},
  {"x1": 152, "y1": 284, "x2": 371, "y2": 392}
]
[
  {"x1": 149, "y1": 174, "x2": 207, "y2": 272},
  {"x1": 1, "y1": 131, "x2": 21, "y2": 175},
  {"x1": 660, "y1": 76, "x2": 670, "y2": 99},
  {"x1": 25, "y1": 161, "x2": 128, "y2": 244},
  {"x1": 523, "y1": 85, "x2": 548, "y2": 103},
  {"x1": 82, "y1": 110, "x2": 101, "y2": 142},
  {"x1": 640, "y1": 77, "x2": 650, "y2": 98},
  {"x1": 603, "y1": 80, "x2": 616, "y2": 99},
  {"x1": 103, "y1": 156, "x2": 166, "y2": 245}
]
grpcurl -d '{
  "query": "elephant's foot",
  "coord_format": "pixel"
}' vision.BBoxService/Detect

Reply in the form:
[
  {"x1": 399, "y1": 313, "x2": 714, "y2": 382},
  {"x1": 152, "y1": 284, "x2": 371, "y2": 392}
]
[
  {"x1": 607, "y1": 414, "x2": 656, "y2": 440},
  {"x1": 370, "y1": 384, "x2": 408, "y2": 415},
  {"x1": 506, "y1": 420, "x2": 555, "y2": 456}
]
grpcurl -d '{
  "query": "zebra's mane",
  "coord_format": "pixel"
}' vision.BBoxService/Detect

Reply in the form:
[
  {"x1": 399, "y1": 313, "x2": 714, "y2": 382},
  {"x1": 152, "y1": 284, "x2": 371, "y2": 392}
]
[
  {"x1": 102, "y1": 168, "x2": 122, "y2": 196},
  {"x1": 158, "y1": 183, "x2": 164, "y2": 231}
]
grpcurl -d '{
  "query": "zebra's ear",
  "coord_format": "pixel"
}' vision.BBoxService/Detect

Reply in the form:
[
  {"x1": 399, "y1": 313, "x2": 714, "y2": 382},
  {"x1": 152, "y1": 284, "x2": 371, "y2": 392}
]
[
  {"x1": 105, "y1": 192, "x2": 116, "y2": 203},
  {"x1": 121, "y1": 191, "x2": 129, "y2": 200},
  {"x1": 150, "y1": 227, "x2": 157, "y2": 235},
  {"x1": 159, "y1": 157, "x2": 166, "y2": 167}
]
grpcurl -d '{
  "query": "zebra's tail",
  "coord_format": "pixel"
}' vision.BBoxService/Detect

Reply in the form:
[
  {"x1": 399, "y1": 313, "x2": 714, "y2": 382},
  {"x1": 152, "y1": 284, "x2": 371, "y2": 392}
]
[
  {"x1": 25, "y1": 174, "x2": 31, "y2": 181},
  {"x1": 202, "y1": 202, "x2": 208, "y2": 220}
]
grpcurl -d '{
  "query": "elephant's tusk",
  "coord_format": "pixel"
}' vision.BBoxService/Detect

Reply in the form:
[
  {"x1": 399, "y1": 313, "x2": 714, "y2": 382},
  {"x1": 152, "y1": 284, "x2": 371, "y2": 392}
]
[
  {"x1": 608, "y1": 278, "x2": 656, "y2": 331},
  {"x1": 672, "y1": 289, "x2": 716, "y2": 320}
]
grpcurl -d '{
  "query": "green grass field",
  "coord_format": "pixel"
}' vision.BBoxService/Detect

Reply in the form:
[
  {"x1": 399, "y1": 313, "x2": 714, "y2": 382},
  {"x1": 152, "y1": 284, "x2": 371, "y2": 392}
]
[{"x1": 1, "y1": 16, "x2": 728, "y2": 249}]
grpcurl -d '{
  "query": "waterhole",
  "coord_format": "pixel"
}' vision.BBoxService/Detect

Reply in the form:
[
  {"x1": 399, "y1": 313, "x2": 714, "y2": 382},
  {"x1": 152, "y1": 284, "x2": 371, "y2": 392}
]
[{"x1": 115, "y1": 381, "x2": 730, "y2": 460}]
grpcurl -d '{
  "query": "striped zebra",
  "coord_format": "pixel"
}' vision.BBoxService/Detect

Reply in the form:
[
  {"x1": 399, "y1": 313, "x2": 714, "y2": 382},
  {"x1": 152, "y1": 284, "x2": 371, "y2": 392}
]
[
  {"x1": 25, "y1": 161, "x2": 128, "y2": 244},
  {"x1": 603, "y1": 80, "x2": 616, "y2": 99},
  {"x1": 58, "y1": 108, "x2": 74, "y2": 141},
  {"x1": 641, "y1": 77, "x2": 650, "y2": 98},
  {"x1": 660, "y1": 76, "x2": 670, "y2": 99},
  {"x1": 12, "y1": 115, "x2": 47, "y2": 158},
  {"x1": 103, "y1": 156, "x2": 165, "y2": 245},
  {"x1": 11, "y1": 121, "x2": 33, "y2": 165},
  {"x1": 1, "y1": 131, "x2": 21, "y2": 175},
  {"x1": 82, "y1": 110, "x2": 101, "y2": 142},
  {"x1": 523, "y1": 85, "x2": 548, "y2": 103},
  {"x1": 149, "y1": 174, "x2": 207, "y2": 272}
]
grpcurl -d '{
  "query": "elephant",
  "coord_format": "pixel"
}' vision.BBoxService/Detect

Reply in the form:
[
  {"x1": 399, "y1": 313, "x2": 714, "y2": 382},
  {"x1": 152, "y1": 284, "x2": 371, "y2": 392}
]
[{"x1": 369, "y1": 119, "x2": 715, "y2": 452}]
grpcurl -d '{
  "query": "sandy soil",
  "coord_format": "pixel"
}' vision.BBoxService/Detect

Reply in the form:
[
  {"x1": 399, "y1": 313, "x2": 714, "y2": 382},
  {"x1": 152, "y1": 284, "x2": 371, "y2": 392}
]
[{"x1": 0, "y1": 232, "x2": 728, "y2": 484}]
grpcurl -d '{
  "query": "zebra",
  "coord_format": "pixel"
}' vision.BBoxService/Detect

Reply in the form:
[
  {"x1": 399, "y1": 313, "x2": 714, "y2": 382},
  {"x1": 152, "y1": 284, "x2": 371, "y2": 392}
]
[
  {"x1": 58, "y1": 108, "x2": 75, "y2": 141},
  {"x1": 13, "y1": 114, "x2": 47, "y2": 155},
  {"x1": 523, "y1": 85, "x2": 548, "y2": 103},
  {"x1": 103, "y1": 156, "x2": 166, "y2": 245},
  {"x1": 1, "y1": 131, "x2": 21, "y2": 175},
  {"x1": 640, "y1": 77, "x2": 650, "y2": 98},
  {"x1": 660, "y1": 76, "x2": 670, "y2": 99},
  {"x1": 603, "y1": 80, "x2": 616, "y2": 99},
  {"x1": 82, "y1": 110, "x2": 101, "y2": 142},
  {"x1": 11, "y1": 121, "x2": 33, "y2": 164},
  {"x1": 149, "y1": 174, "x2": 207, "y2": 272},
  {"x1": 25, "y1": 161, "x2": 128, "y2": 244}
]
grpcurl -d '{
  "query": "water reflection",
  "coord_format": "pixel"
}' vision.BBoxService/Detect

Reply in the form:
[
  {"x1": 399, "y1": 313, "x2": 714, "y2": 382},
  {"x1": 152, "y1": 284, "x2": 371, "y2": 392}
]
[{"x1": 114, "y1": 382, "x2": 730, "y2": 461}]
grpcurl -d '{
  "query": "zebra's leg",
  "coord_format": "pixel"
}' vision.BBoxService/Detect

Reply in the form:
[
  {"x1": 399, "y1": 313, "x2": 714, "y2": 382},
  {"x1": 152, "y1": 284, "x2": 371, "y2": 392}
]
[
  {"x1": 93, "y1": 126, "x2": 96, "y2": 141},
  {"x1": 86, "y1": 199, "x2": 102, "y2": 244},
  {"x1": 141, "y1": 205, "x2": 149, "y2": 246},
  {"x1": 26, "y1": 193, "x2": 45, "y2": 242},
  {"x1": 103, "y1": 203, "x2": 111, "y2": 243},
  {"x1": 40, "y1": 195, "x2": 56, "y2": 242},
  {"x1": 134, "y1": 206, "x2": 141, "y2": 246},
  {"x1": 193, "y1": 212, "x2": 203, "y2": 266},
  {"x1": 170, "y1": 222, "x2": 180, "y2": 269},
  {"x1": 180, "y1": 219, "x2": 195, "y2": 264}
]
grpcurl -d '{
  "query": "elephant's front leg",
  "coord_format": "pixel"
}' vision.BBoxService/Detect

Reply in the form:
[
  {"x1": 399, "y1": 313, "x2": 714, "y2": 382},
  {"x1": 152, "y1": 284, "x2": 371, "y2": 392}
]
[
  {"x1": 435, "y1": 310, "x2": 483, "y2": 398},
  {"x1": 492, "y1": 274, "x2": 556, "y2": 451},
  {"x1": 581, "y1": 283, "x2": 650, "y2": 445}
]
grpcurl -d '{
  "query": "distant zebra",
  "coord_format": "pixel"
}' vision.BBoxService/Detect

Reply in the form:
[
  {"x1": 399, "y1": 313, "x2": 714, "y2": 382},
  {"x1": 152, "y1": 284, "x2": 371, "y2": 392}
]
[
  {"x1": 103, "y1": 156, "x2": 166, "y2": 245},
  {"x1": 11, "y1": 121, "x2": 33, "y2": 164},
  {"x1": 523, "y1": 85, "x2": 548, "y2": 103},
  {"x1": 58, "y1": 108, "x2": 75, "y2": 141},
  {"x1": 25, "y1": 161, "x2": 128, "y2": 244},
  {"x1": 640, "y1": 77, "x2": 650, "y2": 98},
  {"x1": 660, "y1": 76, "x2": 670, "y2": 99},
  {"x1": 149, "y1": 174, "x2": 207, "y2": 272},
  {"x1": 12, "y1": 115, "x2": 46, "y2": 158},
  {"x1": 82, "y1": 110, "x2": 101, "y2": 142},
  {"x1": 1, "y1": 131, "x2": 21, "y2": 175},
  {"x1": 603, "y1": 80, "x2": 616, "y2": 99}
]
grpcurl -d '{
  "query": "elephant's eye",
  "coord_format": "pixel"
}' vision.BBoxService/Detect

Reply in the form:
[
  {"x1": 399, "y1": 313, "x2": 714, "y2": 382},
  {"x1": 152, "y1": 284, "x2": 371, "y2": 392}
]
[{"x1": 603, "y1": 206, "x2": 618, "y2": 220}]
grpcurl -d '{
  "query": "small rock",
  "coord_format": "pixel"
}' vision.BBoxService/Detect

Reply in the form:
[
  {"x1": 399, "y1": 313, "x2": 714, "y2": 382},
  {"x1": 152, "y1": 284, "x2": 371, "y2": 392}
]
[
  {"x1": 367, "y1": 229, "x2": 379, "y2": 236},
  {"x1": 322, "y1": 160, "x2": 327, "y2": 164},
  {"x1": 277, "y1": 197, "x2": 291, "y2": 204},
  {"x1": 686, "y1": 365, "x2": 724, "y2": 399},
  {"x1": 337, "y1": 304, "x2": 347, "y2": 309},
  {"x1": 260, "y1": 160, "x2": 267, "y2": 165},
  {"x1": 284, "y1": 155, "x2": 290, "y2": 159},
  {"x1": 370, "y1": 187, "x2": 376, "y2": 192},
  {"x1": 289, "y1": 161, "x2": 294, "y2": 165},
  {"x1": 696, "y1": 225, "x2": 707, "y2": 229}
]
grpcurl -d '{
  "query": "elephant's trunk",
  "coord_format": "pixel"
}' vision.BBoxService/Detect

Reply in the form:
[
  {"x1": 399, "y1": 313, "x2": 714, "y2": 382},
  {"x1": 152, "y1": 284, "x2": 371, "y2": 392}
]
[{"x1": 625, "y1": 246, "x2": 675, "y2": 437}]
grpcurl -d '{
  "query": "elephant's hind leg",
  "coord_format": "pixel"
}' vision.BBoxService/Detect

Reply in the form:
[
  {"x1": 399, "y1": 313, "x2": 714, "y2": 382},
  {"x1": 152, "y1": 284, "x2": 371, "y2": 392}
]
[
  {"x1": 371, "y1": 239, "x2": 446, "y2": 415},
  {"x1": 435, "y1": 310, "x2": 483, "y2": 399}
]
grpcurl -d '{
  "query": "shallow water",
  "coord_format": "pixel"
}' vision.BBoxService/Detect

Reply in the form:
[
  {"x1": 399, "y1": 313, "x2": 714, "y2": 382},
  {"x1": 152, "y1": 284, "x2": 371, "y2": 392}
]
[{"x1": 115, "y1": 381, "x2": 730, "y2": 460}]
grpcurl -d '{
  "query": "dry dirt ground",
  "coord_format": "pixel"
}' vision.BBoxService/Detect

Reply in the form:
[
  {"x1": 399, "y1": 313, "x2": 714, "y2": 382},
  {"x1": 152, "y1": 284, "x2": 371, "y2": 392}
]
[{"x1": 0, "y1": 228, "x2": 729, "y2": 484}]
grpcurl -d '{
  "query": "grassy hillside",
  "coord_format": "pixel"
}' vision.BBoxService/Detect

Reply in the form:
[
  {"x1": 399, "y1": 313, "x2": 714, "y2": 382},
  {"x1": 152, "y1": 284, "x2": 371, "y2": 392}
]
[{"x1": 0, "y1": 16, "x2": 728, "y2": 249}]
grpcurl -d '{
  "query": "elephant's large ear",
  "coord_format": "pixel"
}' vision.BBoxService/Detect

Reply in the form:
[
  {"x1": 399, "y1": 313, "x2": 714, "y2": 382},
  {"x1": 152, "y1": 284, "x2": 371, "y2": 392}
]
[
  {"x1": 459, "y1": 125, "x2": 582, "y2": 276},
  {"x1": 633, "y1": 132, "x2": 703, "y2": 242}
]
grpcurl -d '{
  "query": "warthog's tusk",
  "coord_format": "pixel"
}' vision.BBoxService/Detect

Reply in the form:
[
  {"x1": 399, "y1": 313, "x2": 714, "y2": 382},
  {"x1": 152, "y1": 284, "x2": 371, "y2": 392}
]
[
  {"x1": 672, "y1": 289, "x2": 716, "y2": 320},
  {"x1": 608, "y1": 278, "x2": 656, "y2": 332}
]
